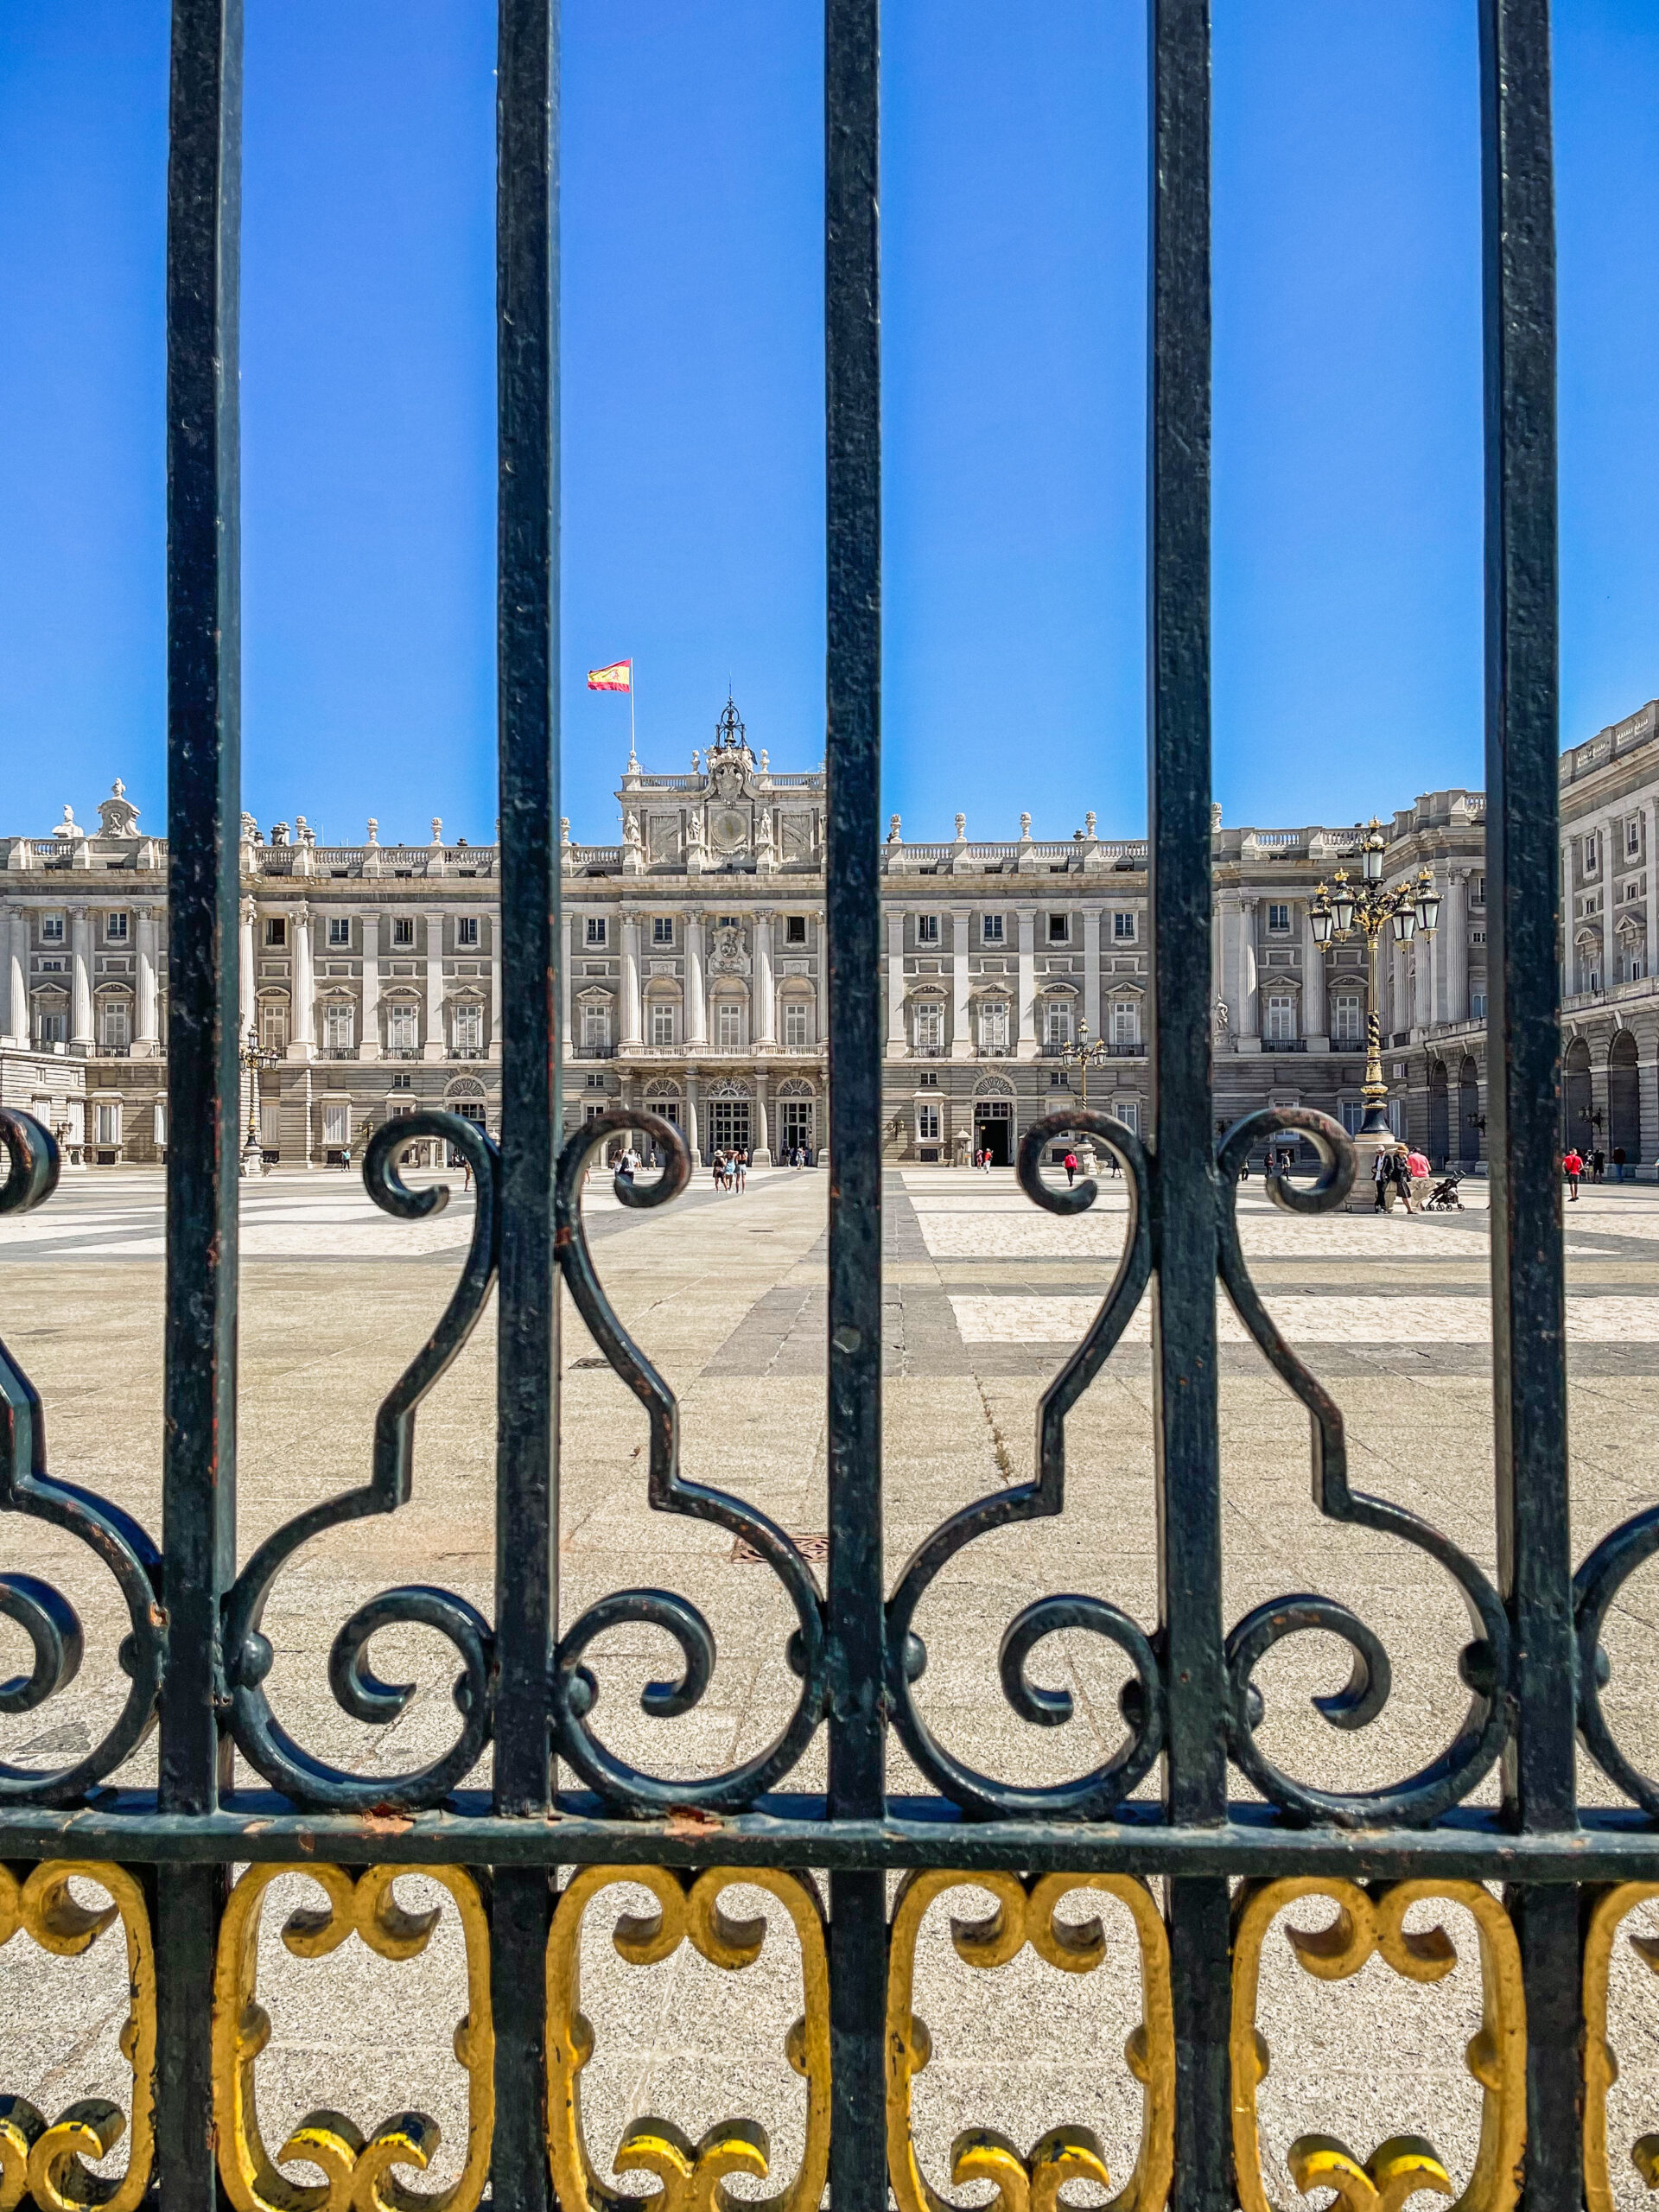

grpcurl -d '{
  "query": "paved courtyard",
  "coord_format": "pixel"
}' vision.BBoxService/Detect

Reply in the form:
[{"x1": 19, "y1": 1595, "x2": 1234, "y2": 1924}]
[{"x1": 6, "y1": 1156, "x2": 1659, "y2": 2202}]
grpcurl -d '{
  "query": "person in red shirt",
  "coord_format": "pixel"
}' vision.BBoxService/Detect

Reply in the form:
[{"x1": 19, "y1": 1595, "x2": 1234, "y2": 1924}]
[
  {"x1": 1063, "y1": 1149, "x2": 1078, "y2": 1188},
  {"x1": 1563, "y1": 1147, "x2": 1584, "y2": 1200}
]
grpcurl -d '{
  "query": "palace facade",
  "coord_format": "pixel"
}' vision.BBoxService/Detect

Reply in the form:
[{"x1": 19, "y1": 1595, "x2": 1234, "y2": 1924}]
[{"x1": 4, "y1": 696, "x2": 1659, "y2": 1173}]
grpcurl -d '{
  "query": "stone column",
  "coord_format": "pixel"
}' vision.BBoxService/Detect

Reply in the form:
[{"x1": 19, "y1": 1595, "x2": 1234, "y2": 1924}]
[
  {"x1": 289, "y1": 904, "x2": 315, "y2": 1055},
  {"x1": 620, "y1": 910, "x2": 642, "y2": 1046},
  {"x1": 238, "y1": 898, "x2": 256, "y2": 1045},
  {"x1": 1412, "y1": 910, "x2": 1433, "y2": 1038},
  {"x1": 684, "y1": 911, "x2": 707, "y2": 1045},
  {"x1": 559, "y1": 909, "x2": 573, "y2": 1056},
  {"x1": 950, "y1": 905, "x2": 971, "y2": 1057},
  {"x1": 752, "y1": 910, "x2": 776, "y2": 1046},
  {"x1": 69, "y1": 906, "x2": 92, "y2": 1052},
  {"x1": 1015, "y1": 906, "x2": 1037, "y2": 1058},
  {"x1": 1648, "y1": 801, "x2": 1659, "y2": 982},
  {"x1": 887, "y1": 910, "x2": 907, "y2": 1053},
  {"x1": 423, "y1": 909, "x2": 447, "y2": 1058},
  {"x1": 136, "y1": 906, "x2": 160, "y2": 1053},
  {"x1": 1082, "y1": 905, "x2": 1103, "y2": 1043},
  {"x1": 3, "y1": 907, "x2": 24, "y2": 1046},
  {"x1": 684, "y1": 1069, "x2": 701, "y2": 1164},
  {"x1": 1302, "y1": 900, "x2": 1327, "y2": 1045},
  {"x1": 488, "y1": 923, "x2": 501, "y2": 1061},
  {"x1": 1444, "y1": 871, "x2": 1469, "y2": 1023},
  {"x1": 359, "y1": 912, "x2": 381, "y2": 1059},
  {"x1": 753, "y1": 1067, "x2": 772, "y2": 1166},
  {"x1": 1237, "y1": 897, "x2": 1260, "y2": 1044}
]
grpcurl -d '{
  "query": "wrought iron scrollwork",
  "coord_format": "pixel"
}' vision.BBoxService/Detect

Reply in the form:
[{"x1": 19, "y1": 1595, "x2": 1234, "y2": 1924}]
[
  {"x1": 1573, "y1": 1510, "x2": 1659, "y2": 1815},
  {"x1": 550, "y1": 1109, "x2": 829, "y2": 1813},
  {"x1": 884, "y1": 1111, "x2": 1163, "y2": 1820},
  {"x1": 222, "y1": 1112, "x2": 500, "y2": 1809},
  {"x1": 0, "y1": 1110, "x2": 166, "y2": 1802},
  {"x1": 1216, "y1": 1107, "x2": 1510, "y2": 1824}
]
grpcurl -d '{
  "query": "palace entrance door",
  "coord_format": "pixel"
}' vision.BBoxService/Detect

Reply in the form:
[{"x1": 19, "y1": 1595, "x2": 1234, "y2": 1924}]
[
  {"x1": 709, "y1": 1098, "x2": 751, "y2": 1157},
  {"x1": 974, "y1": 1099, "x2": 1013, "y2": 1165}
]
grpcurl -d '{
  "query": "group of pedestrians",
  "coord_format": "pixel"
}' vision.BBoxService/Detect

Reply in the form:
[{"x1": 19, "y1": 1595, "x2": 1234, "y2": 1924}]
[
  {"x1": 1371, "y1": 1141, "x2": 1432, "y2": 1212},
  {"x1": 1562, "y1": 1145, "x2": 1627, "y2": 1198},
  {"x1": 711, "y1": 1148, "x2": 749, "y2": 1192}
]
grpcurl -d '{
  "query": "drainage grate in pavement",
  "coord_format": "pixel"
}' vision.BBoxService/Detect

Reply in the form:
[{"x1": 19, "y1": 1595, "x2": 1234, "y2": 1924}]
[{"x1": 731, "y1": 1533, "x2": 829, "y2": 1563}]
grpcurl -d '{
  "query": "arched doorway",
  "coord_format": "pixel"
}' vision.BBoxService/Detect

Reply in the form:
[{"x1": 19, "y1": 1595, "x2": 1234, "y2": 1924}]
[
  {"x1": 1609, "y1": 1031, "x2": 1641, "y2": 1166},
  {"x1": 1459, "y1": 1056, "x2": 1480, "y2": 1165},
  {"x1": 1427, "y1": 1061, "x2": 1449, "y2": 1166},
  {"x1": 1564, "y1": 1036, "x2": 1594, "y2": 1154},
  {"x1": 972, "y1": 1077, "x2": 1016, "y2": 1166}
]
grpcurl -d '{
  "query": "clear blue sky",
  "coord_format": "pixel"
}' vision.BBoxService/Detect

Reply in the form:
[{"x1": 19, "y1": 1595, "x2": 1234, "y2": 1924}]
[{"x1": 1, "y1": 3, "x2": 1656, "y2": 846}]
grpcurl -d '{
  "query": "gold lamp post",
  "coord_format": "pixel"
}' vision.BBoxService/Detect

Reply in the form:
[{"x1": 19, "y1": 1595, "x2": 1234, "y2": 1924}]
[
  {"x1": 239, "y1": 1027, "x2": 280, "y2": 1177},
  {"x1": 1309, "y1": 819, "x2": 1441, "y2": 1140},
  {"x1": 1058, "y1": 1017, "x2": 1110, "y2": 1110}
]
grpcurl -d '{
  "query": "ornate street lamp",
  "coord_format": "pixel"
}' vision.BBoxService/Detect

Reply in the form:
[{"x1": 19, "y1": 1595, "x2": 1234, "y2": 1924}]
[
  {"x1": 1310, "y1": 820, "x2": 1440, "y2": 1140},
  {"x1": 1057, "y1": 1018, "x2": 1110, "y2": 1110},
  {"x1": 239, "y1": 1028, "x2": 280, "y2": 1177}
]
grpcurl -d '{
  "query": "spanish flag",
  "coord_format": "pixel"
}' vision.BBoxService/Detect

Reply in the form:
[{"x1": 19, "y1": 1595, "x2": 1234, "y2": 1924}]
[{"x1": 587, "y1": 659, "x2": 632, "y2": 692}]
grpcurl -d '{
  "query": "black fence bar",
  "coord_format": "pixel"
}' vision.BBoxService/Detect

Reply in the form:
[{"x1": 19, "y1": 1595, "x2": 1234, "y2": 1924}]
[
  {"x1": 493, "y1": 0, "x2": 560, "y2": 2203},
  {"x1": 1147, "y1": 2, "x2": 1229, "y2": 2205},
  {"x1": 823, "y1": 1, "x2": 886, "y2": 2207},
  {"x1": 1479, "y1": 2, "x2": 1578, "y2": 2204},
  {"x1": 158, "y1": 0, "x2": 242, "y2": 2203}
]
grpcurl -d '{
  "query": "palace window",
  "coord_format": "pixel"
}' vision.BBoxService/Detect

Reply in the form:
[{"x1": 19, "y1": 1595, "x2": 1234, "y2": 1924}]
[
  {"x1": 322, "y1": 1002, "x2": 354, "y2": 1051},
  {"x1": 260, "y1": 1001, "x2": 288, "y2": 1052},
  {"x1": 1265, "y1": 993, "x2": 1297, "y2": 1042},
  {"x1": 154, "y1": 1100, "x2": 168, "y2": 1147},
  {"x1": 1110, "y1": 999, "x2": 1140, "y2": 1046},
  {"x1": 454, "y1": 1002, "x2": 484, "y2": 1052},
  {"x1": 718, "y1": 914, "x2": 740, "y2": 929},
  {"x1": 1471, "y1": 990, "x2": 1487, "y2": 1019},
  {"x1": 982, "y1": 913, "x2": 1005, "y2": 944},
  {"x1": 386, "y1": 1002, "x2": 420, "y2": 1052},
  {"x1": 1267, "y1": 903, "x2": 1290, "y2": 933},
  {"x1": 1585, "y1": 834, "x2": 1600, "y2": 876},
  {"x1": 784, "y1": 1001, "x2": 812, "y2": 1048},
  {"x1": 36, "y1": 1008, "x2": 67, "y2": 1045},
  {"x1": 785, "y1": 915, "x2": 808, "y2": 945},
  {"x1": 1340, "y1": 1101, "x2": 1365, "y2": 1136},
  {"x1": 917, "y1": 1069, "x2": 939, "y2": 1088},
  {"x1": 914, "y1": 914, "x2": 938, "y2": 944},
  {"x1": 1047, "y1": 913, "x2": 1068, "y2": 944},
  {"x1": 105, "y1": 911, "x2": 129, "y2": 943},
  {"x1": 456, "y1": 916, "x2": 480, "y2": 947},
  {"x1": 980, "y1": 1001, "x2": 1008, "y2": 1052},
  {"x1": 390, "y1": 1071, "x2": 413, "y2": 1090},
  {"x1": 1116, "y1": 1098, "x2": 1140, "y2": 1135},
  {"x1": 327, "y1": 917, "x2": 351, "y2": 948},
  {"x1": 1470, "y1": 874, "x2": 1485, "y2": 906},
  {"x1": 916, "y1": 1103, "x2": 942, "y2": 1144},
  {"x1": 1332, "y1": 991, "x2": 1363, "y2": 1043},
  {"x1": 912, "y1": 1003, "x2": 941, "y2": 1052},
  {"x1": 264, "y1": 918, "x2": 286, "y2": 947},
  {"x1": 1045, "y1": 1000, "x2": 1072, "y2": 1046},
  {"x1": 101, "y1": 999, "x2": 130, "y2": 1051},
  {"x1": 582, "y1": 1005, "x2": 611, "y2": 1049},
  {"x1": 40, "y1": 912, "x2": 64, "y2": 944},
  {"x1": 1630, "y1": 817, "x2": 1643, "y2": 856},
  {"x1": 652, "y1": 916, "x2": 674, "y2": 946},
  {"x1": 391, "y1": 917, "x2": 416, "y2": 948},
  {"x1": 717, "y1": 1002, "x2": 744, "y2": 1050},
  {"x1": 1113, "y1": 912, "x2": 1136, "y2": 941},
  {"x1": 651, "y1": 1003, "x2": 677, "y2": 1046},
  {"x1": 95, "y1": 1102, "x2": 122, "y2": 1147},
  {"x1": 323, "y1": 1104, "x2": 351, "y2": 1149}
]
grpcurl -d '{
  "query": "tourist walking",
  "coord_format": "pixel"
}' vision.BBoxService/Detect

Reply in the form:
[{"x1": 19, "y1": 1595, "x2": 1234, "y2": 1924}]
[
  {"x1": 1563, "y1": 1145, "x2": 1584, "y2": 1201},
  {"x1": 1373, "y1": 1147, "x2": 1391, "y2": 1213},
  {"x1": 1063, "y1": 1148, "x2": 1078, "y2": 1189},
  {"x1": 712, "y1": 1148, "x2": 727, "y2": 1192},
  {"x1": 734, "y1": 1149, "x2": 747, "y2": 1192},
  {"x1": 1592, "y1": 1146, "x2": 1606, "y2": 1183},
  {"x1": 1391, "y1": 1144, "x2": 1415, "y2": 1212},
  {"x1": 1613, "y1": 1146, "x2": 1627, "y2": 1182}
]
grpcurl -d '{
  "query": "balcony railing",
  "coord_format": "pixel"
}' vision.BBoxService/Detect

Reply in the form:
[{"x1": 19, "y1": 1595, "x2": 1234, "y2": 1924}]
[
  {"x1": 575, "y1": 1044, "x2": 617, "y2": 1059},
  {"x1": 385, "y1": 1046, "x2": 422, "y2": 1060},
  {"x1": 319, "y1": 1046, "x2": 359, "y2": 1061},
  {"x1": 1262, "y1": 1038, "x2": 1306, "y2": 1053}
]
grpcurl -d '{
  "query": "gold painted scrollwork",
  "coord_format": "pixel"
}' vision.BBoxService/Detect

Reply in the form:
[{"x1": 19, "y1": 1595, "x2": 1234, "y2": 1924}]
[
  {"x1": 1230, "y1": 1878, "x2": 1525, "y2": 2212},
  {"x1": 545, "y1": 1864, "x2": 830, "y2": 2212},
  {"x1": 885, "y1": 1870, "x2": 1174, "y2": 2212},
  {"x1": 0, "y1": 1861, "x2": 155, "y2": 2212},
  {"x1": 1582, "y1": 1879, "x2": 1659, "y2": 2209},
  {"x1": 212, "y1": 1862, "x2": 493, "y2": 2212}
]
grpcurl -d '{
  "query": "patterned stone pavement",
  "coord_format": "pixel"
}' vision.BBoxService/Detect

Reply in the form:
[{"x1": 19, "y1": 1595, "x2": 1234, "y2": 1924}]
[{"x1": 6, "y1": 1159, "x2": 1659, "y2": 2203}]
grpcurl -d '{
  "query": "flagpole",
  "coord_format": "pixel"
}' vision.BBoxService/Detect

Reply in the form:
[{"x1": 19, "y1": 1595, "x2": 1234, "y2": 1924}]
[{"x1": 630, "y1": 663, "x2": 636, "y2": 763}]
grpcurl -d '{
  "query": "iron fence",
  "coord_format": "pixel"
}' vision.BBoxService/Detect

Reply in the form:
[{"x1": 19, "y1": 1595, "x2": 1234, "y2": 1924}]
[{"x1": 0, "y1": 2, "x2": 1645, "y2": 2208}]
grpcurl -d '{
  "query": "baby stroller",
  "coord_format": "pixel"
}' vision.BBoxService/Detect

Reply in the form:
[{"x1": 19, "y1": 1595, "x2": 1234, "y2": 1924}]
[{"x1": 1425, "y1": 1172, "x2": 1463, "y2": 1211}]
